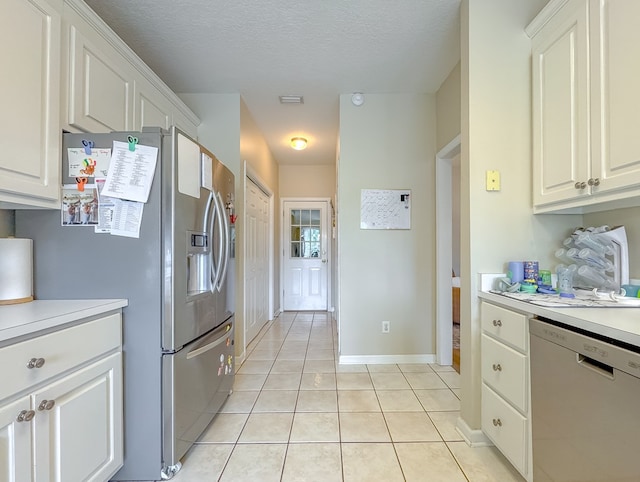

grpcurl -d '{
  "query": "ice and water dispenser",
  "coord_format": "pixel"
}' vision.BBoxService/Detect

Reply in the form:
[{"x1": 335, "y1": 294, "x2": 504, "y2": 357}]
[{"x1": 186, "y1": 230, "x2": 210, "y2": 296}]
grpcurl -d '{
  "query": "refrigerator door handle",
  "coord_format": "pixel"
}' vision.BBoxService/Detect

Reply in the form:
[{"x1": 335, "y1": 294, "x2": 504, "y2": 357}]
[
  {"x1": 186, "y1": 322, "x2": 232, "y2": 359},
  {"x1": 216, "y1": 191, "x2": 230, "y2": 291},
  {"x1": 207, "y1": 191, "x2": 223, "y2": 292}
]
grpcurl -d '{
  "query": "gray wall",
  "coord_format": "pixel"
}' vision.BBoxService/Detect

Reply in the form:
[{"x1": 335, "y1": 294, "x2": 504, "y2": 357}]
[{"x1": 0, "y1": 210, "x2": 15, "y2": 237}]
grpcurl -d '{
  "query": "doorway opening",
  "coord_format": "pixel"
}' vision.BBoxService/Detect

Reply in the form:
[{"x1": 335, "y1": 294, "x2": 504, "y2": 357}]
[
  {"x1": 435, "y1": 135, "x2": 461, "y2": 373},
  {"x1": 281, "y1": 198, "x2": 332, "y2": 312}
]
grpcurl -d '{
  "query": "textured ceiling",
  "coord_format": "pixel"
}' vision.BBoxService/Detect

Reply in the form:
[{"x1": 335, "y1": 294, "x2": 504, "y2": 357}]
[{"x1": 84, "y1": 0, "x2": 461, "y2": 165}]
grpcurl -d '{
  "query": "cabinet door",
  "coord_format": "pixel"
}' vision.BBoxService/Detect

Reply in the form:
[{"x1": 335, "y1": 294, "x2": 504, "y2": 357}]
[
  {"x1": 0, "y1": 397, "x2": 33, "y2": 482},
  {"x1": 134, "y1": 78, "x2": 172, "y2": 131},
  {"x1": 66, "y1": 22, "x2": 133, "y2": 133},
  {"x1": 531, "y1": 0, "x2": 590, "y2": 207},
  {"x1": 33, "y1": 353, "x2": 123, "y2": 482},
  {"x1": 590, "y1": 0, "x2": 640, "y2": 193},
  {"x1": 0, "y1": 0, "x2": 61, "y2": 208}
]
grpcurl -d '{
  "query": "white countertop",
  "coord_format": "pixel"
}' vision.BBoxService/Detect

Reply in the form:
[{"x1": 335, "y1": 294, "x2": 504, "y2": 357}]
[
  {"x1": 0, "y1": 299, "x2": 128, "y2": 344},
  {"x1": 479, "y1": 290, "x2": 640, "y2": 347}
]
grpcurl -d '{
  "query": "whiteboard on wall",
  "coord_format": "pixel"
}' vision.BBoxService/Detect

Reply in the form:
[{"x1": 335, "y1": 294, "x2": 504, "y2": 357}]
[{"x1": 360, "y1": 189, "x2": 411, "y2": 229}]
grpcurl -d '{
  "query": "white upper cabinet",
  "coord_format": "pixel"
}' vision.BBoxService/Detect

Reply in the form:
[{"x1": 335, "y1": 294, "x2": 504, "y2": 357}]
[
  {"x1": 529, "y1": 0, "x2": 640, "y2": 213},
  {"x1": 62, "y1": 5, "x2": 134, "y2": 133},
  {"x1": 61, "y1": 0, "x2": 199, "y2": 136},
  {"x1": 530, "y1": 0, "x2": 589, "y2": 208},
  {"x1": 0, "y1": 0, "x2": 61, "y2": 209},
  {"x1": 134, "y1": 77, "x2": 172, "y2": 131},
  {"x1": 589, "y1": 0, "x2": 640, "y2": 193}
]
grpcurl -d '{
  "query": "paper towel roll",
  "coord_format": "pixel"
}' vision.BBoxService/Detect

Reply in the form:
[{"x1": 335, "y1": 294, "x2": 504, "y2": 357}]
[{"x1": 0, "y1": 238, "x2": 33, "y2": 304}]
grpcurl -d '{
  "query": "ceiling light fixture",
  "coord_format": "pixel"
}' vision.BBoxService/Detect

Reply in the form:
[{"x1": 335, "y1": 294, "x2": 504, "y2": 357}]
[{"x1": 290, "y1": 137, "x2": 308, "y2": 150}]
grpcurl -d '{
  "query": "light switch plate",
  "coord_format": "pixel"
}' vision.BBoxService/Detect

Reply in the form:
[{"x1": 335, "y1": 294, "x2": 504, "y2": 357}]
[{"x1": 486, "y1": 170, "x2": 500, "y2": 191}]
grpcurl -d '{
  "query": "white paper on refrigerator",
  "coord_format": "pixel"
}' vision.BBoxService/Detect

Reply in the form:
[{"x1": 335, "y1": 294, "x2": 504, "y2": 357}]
[
  {"x1": 100, "y1": 140, "x2": 158, "y2": 203},
  {"x1": 109, "y1": 199, "x2": 144, "y2": 238}
]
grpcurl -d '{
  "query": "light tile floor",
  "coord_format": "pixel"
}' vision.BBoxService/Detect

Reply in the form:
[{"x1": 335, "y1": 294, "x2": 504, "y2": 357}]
[{"x1": 173, "y1": 311, "x2": 524, "y2": 481}]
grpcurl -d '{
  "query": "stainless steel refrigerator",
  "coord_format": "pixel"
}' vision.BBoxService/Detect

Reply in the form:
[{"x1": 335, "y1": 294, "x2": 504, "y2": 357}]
[{"x1": 16, "y1": 127, "x2": 235, "y2": 480}]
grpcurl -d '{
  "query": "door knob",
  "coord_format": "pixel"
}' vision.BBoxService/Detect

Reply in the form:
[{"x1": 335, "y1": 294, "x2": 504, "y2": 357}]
[
  {"x1": 574, "y1": 181, "x2": 587, "y2": 190},
  {"x1": 588, "y1": 178, "x2": 600, "y2": 186},
  {"x1": 322, "y1": 259, "x2": 327, "y2": 263}
]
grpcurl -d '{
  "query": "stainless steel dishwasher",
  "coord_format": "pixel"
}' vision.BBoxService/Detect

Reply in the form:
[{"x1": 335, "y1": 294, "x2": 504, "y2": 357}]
[{"x1": 529, "y1": 317, "x2": 640, "y2": 482}]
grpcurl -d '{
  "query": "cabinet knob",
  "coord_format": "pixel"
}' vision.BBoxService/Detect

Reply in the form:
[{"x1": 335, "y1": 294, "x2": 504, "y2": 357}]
[
  {"x1": 588, "y1": 177, "x2": 600, "y2": 187},
  {"x1": 492, "y1": 418, "x2": 502, "y2": 427},
  {"x1": 492, "y1": 319, "x2": 502, "y2": 327},
  {"x1": 27, "y1": 357, "x2": 46, "y2": 369},
  {"x1": 38, "y1": 399, "x2": 56, "y2": 411},
  {"x1": 16, "y1": 409, "x2": 36, "y2": 422},
  {"x1": 492, "y1": 363, "x2": 502, "y2": 372},
  {"x1": 574, "y1": 181, "x2": 587, "y2": 189}
]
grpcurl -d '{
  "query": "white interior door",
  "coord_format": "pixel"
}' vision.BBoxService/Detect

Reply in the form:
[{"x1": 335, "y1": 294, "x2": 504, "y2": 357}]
[
  {"x1": 245, "y1": 179, "x2": 269, "y2": 344},
  {"x1": 283, "y1": 201, "x2": 328, "y2": 311}
]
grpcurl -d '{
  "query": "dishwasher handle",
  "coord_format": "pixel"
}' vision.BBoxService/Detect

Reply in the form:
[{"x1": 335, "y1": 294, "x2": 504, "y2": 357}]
[{"x1": 576, "y1": 353, "x2": 614, "y2": 380}]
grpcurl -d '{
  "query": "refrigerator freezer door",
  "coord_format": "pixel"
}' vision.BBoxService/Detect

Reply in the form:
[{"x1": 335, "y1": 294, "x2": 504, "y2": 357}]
[
  {"x1": 162, "y1": 316, "x2": 234, "y2": 472},
  {"x1": 163, "y1": 128, "x2": 219, "y2": 352}
]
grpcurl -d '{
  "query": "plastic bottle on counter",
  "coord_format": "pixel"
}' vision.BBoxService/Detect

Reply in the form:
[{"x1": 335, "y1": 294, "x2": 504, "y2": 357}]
[
  {"x1": 577, "y1": 248, "x2": 615, "y2": 272},
  {"x1": 575, "y1": 232, "x2": 614, "y2": 257},
  {"x1": 576, "y1": 264, "x2": 619, "y2": 292},
  {"x1": 556, "y1": 264, "x2": 577, "y2": 298}
]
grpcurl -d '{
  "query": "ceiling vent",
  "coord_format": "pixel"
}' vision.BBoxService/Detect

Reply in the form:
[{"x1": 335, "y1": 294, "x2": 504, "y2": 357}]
[{"x1": 279, "y1": 95, "x2": 304, "y2": 104}]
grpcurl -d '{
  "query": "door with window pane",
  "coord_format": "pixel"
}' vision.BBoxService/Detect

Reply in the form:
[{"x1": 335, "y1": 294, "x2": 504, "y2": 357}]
[{"x1": 283, "y1": 201, "x2": 328, "y2": 310}]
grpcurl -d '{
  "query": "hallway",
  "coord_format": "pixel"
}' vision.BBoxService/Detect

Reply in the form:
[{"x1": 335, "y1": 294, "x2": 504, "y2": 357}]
[{"x1": 173, "y1": 311, "x2": 523, "y2": 481}]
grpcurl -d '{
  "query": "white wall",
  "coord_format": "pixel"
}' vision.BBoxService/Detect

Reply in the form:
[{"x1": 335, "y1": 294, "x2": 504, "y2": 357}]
[
  {"x1": 338, "y1": 93, "x2": 436, "y2": 360},
  {"x1": 461, "y1": 0, "x2": 582, "y2": 429},
  {"x1": 436, "y1": 62, "x2": 462, "y2": 152},
  {"x1": 279, "y1": 165, "x2": 335, "y2": 199}
]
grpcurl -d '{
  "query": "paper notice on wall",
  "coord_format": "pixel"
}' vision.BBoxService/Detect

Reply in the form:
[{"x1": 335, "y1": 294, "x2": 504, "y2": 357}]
[{"x1": 100, "y1": 140, "x2": 158, "y2": 203}]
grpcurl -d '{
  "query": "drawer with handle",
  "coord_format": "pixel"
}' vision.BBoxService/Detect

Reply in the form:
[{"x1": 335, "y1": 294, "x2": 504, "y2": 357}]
[
  {"x1": 481, "y1": 333, "x2": 528, "y2": 412},
  {"x1": 481, "y1": 301, "x2": 528, "y2": 351},
  {"x1": 0, "y1": 313, "x2": 121, "y2": 402},
  {"x1": 482, "y1": 382, "x2": 527, "y2": 475}
]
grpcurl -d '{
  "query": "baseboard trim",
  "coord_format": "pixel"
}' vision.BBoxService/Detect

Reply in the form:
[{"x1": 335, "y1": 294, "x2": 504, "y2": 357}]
[
  {"x1": 456, "y1": 417, "x2": 493, "y2": 447},
  {"x1": 338, "y1": 354, "x2": 437, "y2": 365}
]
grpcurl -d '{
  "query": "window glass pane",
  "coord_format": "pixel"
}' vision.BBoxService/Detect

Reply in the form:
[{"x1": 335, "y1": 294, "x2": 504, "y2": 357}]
[
  {"x1": 289, "y1": 207, "x2": 322, "y2": 259},
  {"x1": 291, "y1": 209, "x2": 301, "y2": 225},
  {"x1": 310, "y1": 209, "x2": 321, "y2": 226}
]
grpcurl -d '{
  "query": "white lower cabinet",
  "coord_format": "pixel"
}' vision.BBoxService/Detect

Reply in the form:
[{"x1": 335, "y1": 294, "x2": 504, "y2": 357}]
[
  {"x1": 481, "y1": 301, "x2": 532, "y2": 481},
  {"x1": 0, "y1": 311, "x2": 123, "y2": 481}
]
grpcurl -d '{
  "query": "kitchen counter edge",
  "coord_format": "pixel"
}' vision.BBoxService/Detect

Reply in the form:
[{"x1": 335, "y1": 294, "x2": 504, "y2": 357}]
[
  {"x1": 0, "y1": 299, "x2": 128, "y2": 345},
  {"x1": 479, "y1": 291, "x2": 640, "y2": 347}
]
